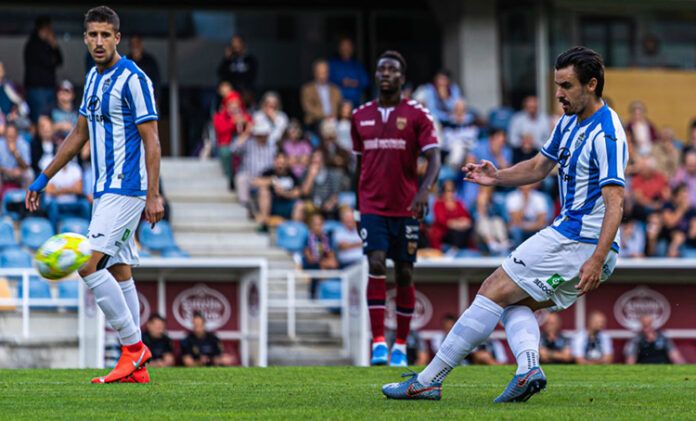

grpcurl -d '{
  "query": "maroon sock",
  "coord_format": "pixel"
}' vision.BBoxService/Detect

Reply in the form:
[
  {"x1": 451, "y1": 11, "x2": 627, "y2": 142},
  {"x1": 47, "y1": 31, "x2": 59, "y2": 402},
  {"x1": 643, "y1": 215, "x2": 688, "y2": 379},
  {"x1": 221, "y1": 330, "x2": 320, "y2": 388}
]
[
  {"x1": 395, "y1": 284, "x2": 416, "y2": 344},
  {"x1": 367, "y1": 274, "x2": 387, "y2": 342},
  {"x1": 125, "y1": 340, "x2": 144, "y2": 353}
]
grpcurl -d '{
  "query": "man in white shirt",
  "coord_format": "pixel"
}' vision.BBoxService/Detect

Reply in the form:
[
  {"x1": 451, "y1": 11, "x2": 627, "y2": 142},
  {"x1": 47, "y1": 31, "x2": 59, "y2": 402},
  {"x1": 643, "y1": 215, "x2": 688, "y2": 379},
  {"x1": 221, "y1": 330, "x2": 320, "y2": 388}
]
[
  {"x1": 573, "y1": 310, "x2": 613, "y2": 364},
  {"x1": 45, "y1": 160, "x2": 90, "y2": 230},
  {"x1": 508, "y1": 96, "x2": 551, "y2": 149},
  {"x1": 332, "y1": 206, "x2": 362, "y2": 267},
  {"x1": 506, "y1": 183, "x2": 550, "y2": 247}
]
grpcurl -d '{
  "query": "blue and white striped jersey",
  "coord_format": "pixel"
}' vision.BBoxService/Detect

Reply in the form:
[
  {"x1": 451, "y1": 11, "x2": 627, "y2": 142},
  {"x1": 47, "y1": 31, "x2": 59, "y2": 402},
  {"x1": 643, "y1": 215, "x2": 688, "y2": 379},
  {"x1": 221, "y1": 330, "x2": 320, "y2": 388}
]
[
  {"x1": 79, "y1": 57, "x2": 158, "y2": 198},
  {"x1": 540, "y1": 104, "x2": 628, "y2": 252}
]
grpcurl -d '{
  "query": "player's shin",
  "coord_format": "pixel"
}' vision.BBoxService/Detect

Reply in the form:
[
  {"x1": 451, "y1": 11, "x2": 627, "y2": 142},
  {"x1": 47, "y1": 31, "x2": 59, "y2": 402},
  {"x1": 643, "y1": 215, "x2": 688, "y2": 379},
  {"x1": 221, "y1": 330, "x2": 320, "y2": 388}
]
[
  {"x1": 501, "y1": 305, "x2": 540, "y2": 374},
  {"x1": 119, "y1": 278, "x2": 141, "y2": 332},
  {"x1": 418, "y1": 294, "x2": 503, "y2": 385},
  {"x1": 367, "y1": 274, "x2": 387, "y2": 344},
  {"x1": 394, "y1": 284, "x2": 415, "y2": 350}
]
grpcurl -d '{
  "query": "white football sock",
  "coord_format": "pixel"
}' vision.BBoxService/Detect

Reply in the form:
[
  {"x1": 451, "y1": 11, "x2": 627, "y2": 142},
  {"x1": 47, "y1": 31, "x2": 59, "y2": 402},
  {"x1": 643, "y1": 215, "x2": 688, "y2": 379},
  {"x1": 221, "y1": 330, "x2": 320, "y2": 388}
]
[
  {"x1": 418, "y1": 295, "x2": 503, "y2": 385},
  {"x1": 119, "y1": 278, "x2": 141, "y2": 330},
  {"x1": 83, "y1": 270, "x2": 140, "y2": 346},
  {"x1": 501, "y1": 305, "x2": 540, "y2": 374}
]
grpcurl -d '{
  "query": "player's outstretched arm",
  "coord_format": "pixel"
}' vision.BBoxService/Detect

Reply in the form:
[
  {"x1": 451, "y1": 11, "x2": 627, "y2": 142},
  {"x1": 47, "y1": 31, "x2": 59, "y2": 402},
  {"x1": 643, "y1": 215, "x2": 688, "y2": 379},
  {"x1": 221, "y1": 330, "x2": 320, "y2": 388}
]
[
  {"x1": 138, "y1": 120, "x2": 165, "y2": 227},
  {"x1": 25, "y1": 116, "x2": 89, "y2": 212},
  {"x1": 463, "y1": 153, "x2": 555, "y2": 187}
]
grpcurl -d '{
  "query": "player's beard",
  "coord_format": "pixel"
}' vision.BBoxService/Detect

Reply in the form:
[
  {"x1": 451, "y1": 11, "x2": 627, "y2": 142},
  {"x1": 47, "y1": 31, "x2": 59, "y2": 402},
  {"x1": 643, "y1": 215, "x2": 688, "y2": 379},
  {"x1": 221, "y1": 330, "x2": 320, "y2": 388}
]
[{"x1": 92, "y1": 49, "x2": 115, "y2": 66}]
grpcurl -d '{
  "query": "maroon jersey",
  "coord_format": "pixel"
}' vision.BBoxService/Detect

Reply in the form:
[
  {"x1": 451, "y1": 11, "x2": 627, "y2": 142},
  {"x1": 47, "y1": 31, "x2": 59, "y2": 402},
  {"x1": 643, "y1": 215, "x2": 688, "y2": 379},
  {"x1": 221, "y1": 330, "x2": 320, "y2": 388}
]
[{"x1": 351, "y1": 98, "x2": 439, "y2": 217}]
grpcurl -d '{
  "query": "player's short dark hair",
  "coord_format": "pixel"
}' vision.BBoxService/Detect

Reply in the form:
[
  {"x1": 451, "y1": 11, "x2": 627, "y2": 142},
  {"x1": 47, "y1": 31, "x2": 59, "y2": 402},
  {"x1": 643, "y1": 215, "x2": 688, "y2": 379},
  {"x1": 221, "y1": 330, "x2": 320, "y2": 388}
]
[
  {"x1": 378, "y1": 50, "x2": 407, "y2": 74},
  {"x1": 84, "y1": 6, "x2": 120, "y2": 32},
  {"x1": 555, "y1": 46, "x2": 604, "y2": 98}
]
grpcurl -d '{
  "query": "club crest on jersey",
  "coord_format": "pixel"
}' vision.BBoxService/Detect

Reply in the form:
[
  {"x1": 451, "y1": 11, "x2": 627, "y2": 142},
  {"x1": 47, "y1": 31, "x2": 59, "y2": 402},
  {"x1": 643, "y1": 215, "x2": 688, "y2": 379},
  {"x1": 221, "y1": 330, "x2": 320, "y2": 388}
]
[
  {"x1": 574, "y1": 132, "x2": 586, "y2": 148},
  {"x1": 101, "y1": 78, "x2": 112, "y2": 93},
  {"x1": 396, "y1": 117, "x2": 407, "y2": 130}
]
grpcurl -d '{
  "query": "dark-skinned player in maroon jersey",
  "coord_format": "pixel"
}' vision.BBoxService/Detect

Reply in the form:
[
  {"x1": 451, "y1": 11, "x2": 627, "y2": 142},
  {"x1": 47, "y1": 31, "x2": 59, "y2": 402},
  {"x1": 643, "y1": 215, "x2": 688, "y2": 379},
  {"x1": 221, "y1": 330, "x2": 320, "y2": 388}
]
[{"x1": 351, "y1": 51, "x2": 441, "y2": 366}]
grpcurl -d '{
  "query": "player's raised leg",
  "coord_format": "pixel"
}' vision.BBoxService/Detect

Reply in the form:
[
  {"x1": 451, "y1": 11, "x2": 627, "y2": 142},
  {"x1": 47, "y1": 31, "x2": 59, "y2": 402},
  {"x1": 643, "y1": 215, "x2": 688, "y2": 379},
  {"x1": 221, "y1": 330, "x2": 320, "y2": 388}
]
[
  {"x1": 390, "y1": 261, "x2": 415, "y2": 367},
  {"x1": 366, "y1": 250, "x2": 388, "y2": 365},
  {"x1": 382, "y1": 267, "x2": 529, "y2": 400}
]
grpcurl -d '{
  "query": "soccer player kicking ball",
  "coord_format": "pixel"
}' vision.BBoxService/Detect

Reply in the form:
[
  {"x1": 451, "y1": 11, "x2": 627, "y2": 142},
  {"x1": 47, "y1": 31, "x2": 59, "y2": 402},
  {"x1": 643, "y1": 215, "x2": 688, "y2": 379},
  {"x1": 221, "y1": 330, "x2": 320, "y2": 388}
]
[
  {"x1": 26, "y1": 6, "x2": 163, "y2": 384},
  {"x1": 351, "y1": 51, "x2": 441, "y2": 367},
  {"x1": 383, "y1": 46, "x2": 627, "y2": 401}
]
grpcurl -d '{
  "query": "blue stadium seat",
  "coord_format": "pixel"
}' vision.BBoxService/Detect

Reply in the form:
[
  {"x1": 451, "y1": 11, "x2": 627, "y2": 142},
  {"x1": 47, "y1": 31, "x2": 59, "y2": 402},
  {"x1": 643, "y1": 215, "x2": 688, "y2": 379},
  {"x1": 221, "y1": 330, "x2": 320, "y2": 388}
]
[
  {"x1": 20, "y1": 217, "x2": 55, "y2": 250},
  {"x1": 318, "y1": 278, "x2": 342, "y2": 313},
  {"x1": 276, "y1": 221, "x2": 308, "y2": 254},
  {"x1": 57, "y1": 279, "x2": 80, "y2": 300},
  {"x1": 488, "y1": 106, "x2": 515, "y2": 131},
  {"x1": 138, "y1": 221, "x2": 175, "y2": 252},
  {"x1": 322, "y1": 219, "x2": 343, "y2": 237},
  {"x1": 2, "y1": 189, "x2": 26, "y2": 221},
  {"x1": 0, "y1": 220, "x2": 18, "y2": 249},
  {"x1": 337, "y1": 191, "x2": 356, "y2": 209},
  {"x1": 161, "y1": 247, "x2": 190, "y2": 258},
  {"x1": 0, "y1": 248, "x2": 33, "y2": 268},
  {"x1": 438, "y1": 165, "x2": 459, "y2": 183},
  {"x1": 59, "y1": 217, "x2": 90, "y2": 236},
  {"x1": 16, "y1": 276, "x2": 54, "y2": 310}
]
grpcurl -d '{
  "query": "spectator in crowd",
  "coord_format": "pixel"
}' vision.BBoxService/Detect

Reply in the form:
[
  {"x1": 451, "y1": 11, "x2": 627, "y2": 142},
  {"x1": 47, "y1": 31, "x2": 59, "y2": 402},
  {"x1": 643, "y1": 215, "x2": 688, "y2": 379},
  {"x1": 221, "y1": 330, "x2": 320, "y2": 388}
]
[
  {"x1": 51, "y1": 80, "x2": 78, "y2": 139},
  {"x1": 512, "y1": 133, "x2": 538, "y2": 164},
  {"x1": 385, "y1": 328, "x2": 430, "y2": 366},
  {"x1": 441, "y1": 99, "x2": 479, "y2": 168},
  {"x1": 429, "y1": 180, "x2": 473, "y2": 252},
  {"x1": 253, "y1": 91, "x2": 288, "y2": 145},
  {"x1": 671, "y1": 150, "x2": 696, "y2": 208},
  {"x1": 142, "y1": 314, "x2": 175, "y2": 368},
  {"x1": 282, "y1": 119, "x2": 313, "y2": 179},
  {"x1": 506, "y1": 183, "x2": 550, "y2": 247},
  {"x1": 508, "y1": 95, "x2": 550, "y2": 149},
  {"x1": 328, "y1": 37, "x2": 369, "y2": 108},
  {"x1": 469, "y1": 128, "x2": 512, "y2": 172},
  {"x1": 573, "y1": 310, "x2": 613, "y2": 365},
  {"x1": 23, "y1": 16, "x2": 62, "y2": 122},
  {"x1": 468, "y1": 339, "x2": 509, "y2": 365},
  {"x1": 255, "y1": 151, "x2": 301, "y2": 226},
  {"x1": 127, "y1": 34, "x2": 161, "y2": 99},
  {"x1": 303, "y1": 213, "x2": 339, "y2": 298},
  {"x1": 317, "y1": 118, "x2": 351, "y2": 173},
  {"x1": 0, "y1": 123, "x2": 31, "y2": 195},
  {"x1": 625, "y1": 315, "x2": 685, "y2": 364},
  {"x1": 475, "y1": 186, "x2": 510, "y2": 255},
  {"x1": 301, "y1": 149, "x2": 349, "y2": 220},
  {"x1": 0, "y1": 62, "x2": 30, "y2": 123},
  {"x1": 625, "y1": 101, "x2": 658, "y2": 157},
  {"x1": 45, "y1": 159, "x2": 91, "y2": 230},
  {"x1": 332, "y1": 205, "x2": 363, "y2": 267},
  {"x1": 661, "y1": 184, "x2": 696, "y2": 257},
  {"x1": 620, "y1": 219, "x2": 646, "y2": 258},
  {"x1": 430, "y1": 313, "x2": 457, "y2": 354},
  {"x1": 231, "y1": 116, "x2": 275, "y2": 213},
  {"x1": 652, "y1": 127, "x2": 682, "y2": 177},
  {"x1": 301, "y1": 60, "x2": 342, "y2": 131},
  {"x1": 540, "y1": 313, "x2": 574, "y2": 364},
  {"x1": 181, "y1": 312, "x2": 238, "y2": 367},
  {"x1": 631, "y1": 156, "x2": 669, "y2": 221},
  {"x1": 30, "y1": 115, "x2": 57, "y2": 176},
  {"x1": 419, "y1": 69, "x2": 462, "y2": 124},
  {"x1": 684, "y1": 120, "x2": 696, "y2": 156},
  {"x1": 213, "y1": 91, "x2": 252, "y2": 184},
  {"x1": 335, "y1": 100, "x2": 354, "y2": 153},
  {"x1": 217, "y1": 34, "x2": 258, "y2": 105}
]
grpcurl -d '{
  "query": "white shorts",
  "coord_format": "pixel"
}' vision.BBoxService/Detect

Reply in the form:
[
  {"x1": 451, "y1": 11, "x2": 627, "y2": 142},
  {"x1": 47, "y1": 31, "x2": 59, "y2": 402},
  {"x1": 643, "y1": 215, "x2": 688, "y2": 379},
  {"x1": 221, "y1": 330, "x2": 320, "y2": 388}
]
[
  {"x1": 87, "y1": 193, "x2": 146, "y2": 268},
  {"x1": 501, "y1": 227, "x2": 617, "y2": 310}
]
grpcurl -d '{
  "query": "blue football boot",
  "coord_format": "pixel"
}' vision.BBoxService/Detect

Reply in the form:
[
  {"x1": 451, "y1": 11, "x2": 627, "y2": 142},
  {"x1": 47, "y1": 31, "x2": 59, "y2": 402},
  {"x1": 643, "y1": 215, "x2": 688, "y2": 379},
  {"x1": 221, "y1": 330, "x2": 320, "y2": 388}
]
[
  {"x1": 389, "y1": 347, "x2": 408, "y2": 367},
  {"x1": 493, "y1": 367, "x2": 547, "y2": 403},
  {"x1": 382, "y1": 370, "x2": 442, "y2": 400},
  {"x1": 371, "y1": 343, "x2": 388, "y2": 366}
]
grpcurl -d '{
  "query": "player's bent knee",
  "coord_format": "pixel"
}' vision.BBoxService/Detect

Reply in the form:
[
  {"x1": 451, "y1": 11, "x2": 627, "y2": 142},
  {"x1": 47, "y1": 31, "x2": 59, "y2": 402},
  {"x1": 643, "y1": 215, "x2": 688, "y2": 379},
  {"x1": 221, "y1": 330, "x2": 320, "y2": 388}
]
[
  {"x1": 394, "y1": 264, "x2": 413, "y2": 286},
  {"x1": 78, "y1": 253, "x2": 109, "y2": 278}
]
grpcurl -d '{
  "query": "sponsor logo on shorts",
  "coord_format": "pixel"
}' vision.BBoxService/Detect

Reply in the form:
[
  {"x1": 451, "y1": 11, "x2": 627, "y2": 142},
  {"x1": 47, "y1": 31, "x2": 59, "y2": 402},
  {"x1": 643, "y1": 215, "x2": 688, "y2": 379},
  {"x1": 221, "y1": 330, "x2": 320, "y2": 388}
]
[
  {"x1": 533, "y1": 279, "x2": 555, "y2": 296},
  {"x1": 90, "y1": 233, "x2": 105, "y2": 239},
  {"x1": 407, "y1": 241, "x2": 418, "y2": 255},
  {"x1": 546, "y1": 274, "x2": 566, "y2": 290},
  {"x1": 405, "y1": 225, "x2": 419, "y2": 241},
  {"x1": 121, "y1": 228, "x2": 131, "y2": 242},
  {"x1": 513, "y1": 257, "x2": 526, "y2": 267}
]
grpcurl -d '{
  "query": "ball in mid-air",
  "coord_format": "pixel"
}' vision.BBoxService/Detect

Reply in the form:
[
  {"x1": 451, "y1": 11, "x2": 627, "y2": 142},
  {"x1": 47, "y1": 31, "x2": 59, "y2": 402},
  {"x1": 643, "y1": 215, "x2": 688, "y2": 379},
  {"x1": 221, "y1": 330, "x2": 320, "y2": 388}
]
[{"x1": 34, "y1": 233, "x2": 92, "y2": 280}]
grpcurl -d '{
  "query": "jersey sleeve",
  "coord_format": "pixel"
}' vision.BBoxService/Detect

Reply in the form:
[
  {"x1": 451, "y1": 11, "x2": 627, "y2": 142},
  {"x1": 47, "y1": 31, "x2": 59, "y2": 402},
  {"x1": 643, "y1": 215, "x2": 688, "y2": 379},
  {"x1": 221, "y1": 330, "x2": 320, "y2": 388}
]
[
  {"x1": 416, "y1": 108, "x2": 439, "y2": 152},
  {"x1": 350, "y1": 114, "x2": 363, "y2": 155},
  {"x1": 125, "y1": 72, "x2": 159, "y2": 125},
  {"x1": 594, "y1": 129, "x2": 627, "y2": 188},
  {"x1": 540, "y1": 116, "x2": 565, "y2": 162}
]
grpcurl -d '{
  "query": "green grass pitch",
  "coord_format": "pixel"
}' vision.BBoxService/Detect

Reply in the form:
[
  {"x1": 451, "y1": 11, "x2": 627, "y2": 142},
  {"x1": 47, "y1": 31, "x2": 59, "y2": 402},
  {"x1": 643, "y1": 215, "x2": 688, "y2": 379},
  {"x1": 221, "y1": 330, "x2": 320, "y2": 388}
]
[{"x1": 0, "y1": 365, "x2": 695, "y2": 420}]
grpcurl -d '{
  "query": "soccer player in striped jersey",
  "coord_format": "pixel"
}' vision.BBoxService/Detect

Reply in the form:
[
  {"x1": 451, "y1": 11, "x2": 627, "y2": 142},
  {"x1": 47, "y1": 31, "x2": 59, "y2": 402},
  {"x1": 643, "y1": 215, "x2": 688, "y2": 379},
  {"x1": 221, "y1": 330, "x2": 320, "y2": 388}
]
[
  {"x1": 383, "y1": 47, "x2": 627, "y2": 402},
  {"x1": 26, "y1": 6, "x2": 162, "y2": 384}
]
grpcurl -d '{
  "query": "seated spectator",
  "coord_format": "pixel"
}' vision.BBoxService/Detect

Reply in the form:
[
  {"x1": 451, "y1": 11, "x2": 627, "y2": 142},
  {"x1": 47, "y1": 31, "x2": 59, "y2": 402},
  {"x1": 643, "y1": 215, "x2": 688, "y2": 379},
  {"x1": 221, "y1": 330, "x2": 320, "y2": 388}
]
[
  {"x1": 441, "y1": 99, "x2": 479, "y2": 168},
  {"x1": 540, "y1": 313, "x2": 574, "y2": 364},
  {"x1": 301, "y1": 149, "x2": 350, "y2": 220},
  {"x1": 631, "y1": 156, "x2": 669, "y2": 221},
  {"x1": 303, "y1": 213, "x2": 339, "y2": 298},
  {"x1": 429, "y1": 180, "x2": 473, "y2": 252},
  {"x1": 0, "y1": 123, "x2": 31, "y2": 195},
  {"x1": 332, "y1": 206, "x2": 362, "y2": 267},
  {"x1": 181, "y1": 311, "x2": 238, "y2": 367},
  {"x1": 142, "y1": 314, "x2": 175, "y2": 368},
  {"x1": 474, "y1": 186, "x2": 510, "y2": 255},
  {"x1": 573, "y1": 310, "x2": 613, "y2": 365},
  {"x1": 620, "y1": 219, "x2": 646, "y2": 258},
  {"x1": 254, "y1": 151, "x2": 301, "y2": 226},
  {"x1": 625, "y1": 101, "x2": 657, "y2": 157},
  {"x1": 51, "y1": 80, "x2": 78, "y2": 139},
  {"x1": 0, "y1": 61, "x2": 30, "y2": 124},
  {"x1": 468, "y1": 339, "x2": 509, "y2": 365},
  {"x1": 625, "y1": 315, "x2": 684, "y2": 364},
  {"x1": 512, "y1": 133, "x2": 538, "y2": 164},
  {"x1": 469, "y1": 128, "x2": 512, "y2": 172},
  {"x1": 282, "y1": 119, "x2": 313, "y2": 179},
  {"x1": 661, "y1": 184, "x2": 696, "y2": 257},
  {"x1": 30, "y1": 115, "x2": 57, "y2": 176},
  {"x1": 45, "y1": 159, "x2": 91, "y2": 230},
  {"x1": 231, "y1": 117, "x2": 275, "y2": 213},
  {"x1": 506, "y1": 183, "x2": 549, "y2": 247},
  {"x1": 300, "y1": 59, "x2": 342, "y2": 131},
  {"x1": 335, "y1": 100, "x2": 354, "y2": 153},
  {"x1": 419, "y1": 69, "x2": 462, "y2": 124},
  {"x1": 651, "y1": 127, "x2": 682, "y2": 177},
  {"x1": 213, "y1": 91, "x2": 252, "y2": 184},
  {"x1": 430, "y1": 313, "x2": 457, "y2": 354},
  {"x1": 318, "y1": 118, "x2": 351, "y2": 172},
  {"x1": 671, "y1": 150, "x2": 696, "y2": 209},
  {"x1": 253, "y1": 91, "x2": 288, "y2": 145},
  {"x1": 508, "y1": 95, "x2": 550, "y2": 149}
]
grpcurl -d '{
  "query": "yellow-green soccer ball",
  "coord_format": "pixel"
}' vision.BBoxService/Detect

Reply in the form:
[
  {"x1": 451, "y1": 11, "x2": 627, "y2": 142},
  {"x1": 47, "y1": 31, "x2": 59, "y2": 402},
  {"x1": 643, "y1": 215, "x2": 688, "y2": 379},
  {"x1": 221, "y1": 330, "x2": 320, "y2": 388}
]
[{"x1": 34, "y1": 233, "x2": 92, "y2": 280}]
